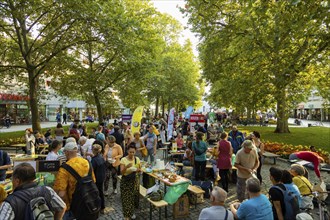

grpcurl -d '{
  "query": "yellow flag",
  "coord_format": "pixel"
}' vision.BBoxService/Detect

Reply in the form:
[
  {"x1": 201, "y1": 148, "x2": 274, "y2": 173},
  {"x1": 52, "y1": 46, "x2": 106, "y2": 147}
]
[{"x1": 131, "y1": 106, "x2": 144, "y2": 134}]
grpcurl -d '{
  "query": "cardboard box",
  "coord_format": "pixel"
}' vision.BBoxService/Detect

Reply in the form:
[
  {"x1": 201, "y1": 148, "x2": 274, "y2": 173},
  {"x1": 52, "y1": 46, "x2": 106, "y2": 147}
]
[{"x1": 173, "y1": 194, "x2": 189, "y2": 218}]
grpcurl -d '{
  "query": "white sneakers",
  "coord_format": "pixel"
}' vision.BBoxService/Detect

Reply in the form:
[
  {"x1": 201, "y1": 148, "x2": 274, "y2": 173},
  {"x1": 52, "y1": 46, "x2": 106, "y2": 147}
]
[{"x1": 131, "y1": 214, "x2": 136, "y2": 219}]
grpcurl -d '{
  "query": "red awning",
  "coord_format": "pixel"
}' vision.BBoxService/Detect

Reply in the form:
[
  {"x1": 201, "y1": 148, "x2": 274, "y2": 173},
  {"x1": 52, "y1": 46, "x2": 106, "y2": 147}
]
[{"x1": 0, "y1": 93, "x2": 29, "y2": 101}]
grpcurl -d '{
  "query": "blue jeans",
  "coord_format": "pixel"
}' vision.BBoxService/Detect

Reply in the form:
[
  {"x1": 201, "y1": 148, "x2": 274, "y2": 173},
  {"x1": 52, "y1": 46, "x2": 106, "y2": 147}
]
[
  {"x1": 183, "y1": 160, "x2": 191, "y2": 166},
  {"x1": 147, "y1": 148, "x2": 155, "y2": 163},
  {"x1": 237, "y1": 177, "x2": 247, "y2": 202},
  {"x1": 289, "y1": 153, "x2": 298, "y2": 161},
  {"x1": 63, "y1": 211, "x2": 75, "y2": 220}
]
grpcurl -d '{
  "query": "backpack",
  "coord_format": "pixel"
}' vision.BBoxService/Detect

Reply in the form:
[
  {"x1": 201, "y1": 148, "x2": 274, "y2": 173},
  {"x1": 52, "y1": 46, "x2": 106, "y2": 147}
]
[
  {"x1": 191, "y1": 180, "x2": 213, "y2": 198},
  {"x1": 6, "y1": 186, "x2": 54, "y2": 220},
  {"x1": 271, "y1": 185, "x2": 300, "y2": 220},
  {"x1": 62, "y1": 162, "x2": 101, "y2": 220}
]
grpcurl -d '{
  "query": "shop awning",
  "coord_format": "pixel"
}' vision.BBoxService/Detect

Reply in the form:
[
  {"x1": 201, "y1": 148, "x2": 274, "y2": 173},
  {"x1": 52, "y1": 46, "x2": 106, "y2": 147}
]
[{"x1": 0, "y1": 93, "x2": 29, "y2": 101}]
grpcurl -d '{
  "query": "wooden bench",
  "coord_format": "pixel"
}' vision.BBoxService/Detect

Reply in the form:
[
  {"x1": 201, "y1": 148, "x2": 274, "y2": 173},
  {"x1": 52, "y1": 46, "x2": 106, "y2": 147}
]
[
  {"x1": 174, "y1": 162, "x2": 237, "y2": 170},
  {"x1": 139, "y1": 185, "x2": 168, "y2": 220},
  {"x1": 8, "y1": 143, "x2": 26, "y2": 153},
  {"x1": 263, "y1": 151, "x2": 281, "y2": 164},
  {"x1": 5, "y1": 170, "x2": 13, "y2": 178},
  {"x1": 187, "y1": 185, "x2": 205, "y2": 208},
  {"x1": 117, "y1": 175, "x2": 168, "y2": 220}
]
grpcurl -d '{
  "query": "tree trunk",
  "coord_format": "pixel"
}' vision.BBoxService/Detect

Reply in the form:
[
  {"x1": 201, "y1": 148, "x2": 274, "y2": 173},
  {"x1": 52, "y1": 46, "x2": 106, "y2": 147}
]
[
  {"x1": 28, "y1": 70, "x2": 41, "y2": 131},
  {"x1": 155, "y1": 95, "x2": 159, "y2": 118},
  {"x1": 274, "y1": 89, "x2": 290, "y2": 133},
  {"x1": 161, "y1": 96, "x2": 165, "y2": 118},
  {"x1": 246, "y1": 108, "x2": 252, "y2": 120},
  {"x1": 93, "y1": 91, "x2": 103, "y2": 123},
  {"x1": 167, "y1": 98, "x2": 171, "y2": 113}
]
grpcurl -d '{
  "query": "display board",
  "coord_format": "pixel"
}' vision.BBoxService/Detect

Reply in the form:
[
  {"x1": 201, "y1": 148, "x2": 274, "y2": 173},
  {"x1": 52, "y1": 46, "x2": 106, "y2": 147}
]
[{"x1": 38, "y1": 160, "x2": 60, "y2": 172}]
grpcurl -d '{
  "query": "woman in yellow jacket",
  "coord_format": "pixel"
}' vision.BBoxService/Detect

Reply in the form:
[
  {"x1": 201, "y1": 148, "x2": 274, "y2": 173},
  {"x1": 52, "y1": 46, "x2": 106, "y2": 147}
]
[{"x1": 103, "y1": 135, "x2": 123, "y2": 195}]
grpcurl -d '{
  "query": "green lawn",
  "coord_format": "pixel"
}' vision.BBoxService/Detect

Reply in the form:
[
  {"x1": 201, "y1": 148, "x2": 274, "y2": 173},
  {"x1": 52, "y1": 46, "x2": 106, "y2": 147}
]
[
  {"x1": 1, "y1": 123, "x2": 329, "y2": 153},
  {"x1": 237, "y1": 126, "x2": 330, "y2": 153},
  {"x1": 0, "y1": 123, "x2": 99, "y2": 146}
]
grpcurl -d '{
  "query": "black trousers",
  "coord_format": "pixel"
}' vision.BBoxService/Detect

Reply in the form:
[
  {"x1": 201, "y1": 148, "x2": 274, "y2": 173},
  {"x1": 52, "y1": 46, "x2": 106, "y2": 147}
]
[
  {"x1": 96, "y1": 181, "x2": 105, "y2": 209},
  {"x1": 257, "y1": 156, "x2": 262, "y2": 183},
  {"x1": 194, "y1": 160, "x2": 206, "y2": 181},
  {"x1": 219, "y1": 169, "x2": 229, "y2": 192}
]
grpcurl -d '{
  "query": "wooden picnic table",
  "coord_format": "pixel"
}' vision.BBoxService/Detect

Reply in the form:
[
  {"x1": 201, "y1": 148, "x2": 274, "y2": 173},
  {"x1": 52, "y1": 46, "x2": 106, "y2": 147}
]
[
  {"x1": 8, "y1": 143, "x2": 48, "y2": 154},
  {"x1": 8, "y1": 153, "x2": 46, "y2": 158},
  {"x1": 169, "y1": 150, "x2": 185, "y2": 162},
  {"x1": 11, "y1": 154, "x2": 47, "y2": 161},
  {"x1": 9, "y1": 143, "x2": 26, "y2": 153},
  {"x1": 0, "y1": 179, "x2": 12, "y2": 194},
  {"x1": 263, "y1": 151, "x2": 281, "y2": 164},
  {"x1": 37, "y1": 144, "x2": 49, "y2": 154},
  {"x1": 142, "y1": 169, "x2": 190, "y2": 218}
]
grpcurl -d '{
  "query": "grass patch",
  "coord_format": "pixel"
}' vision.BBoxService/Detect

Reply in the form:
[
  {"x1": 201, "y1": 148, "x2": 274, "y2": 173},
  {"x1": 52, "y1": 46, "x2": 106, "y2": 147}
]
[
  {"x1": 238, "y1": 126, "x2": 330, "y2": 153},
  {"x1": 0, "y1": 123, "x2": 99, "y2": 142}
]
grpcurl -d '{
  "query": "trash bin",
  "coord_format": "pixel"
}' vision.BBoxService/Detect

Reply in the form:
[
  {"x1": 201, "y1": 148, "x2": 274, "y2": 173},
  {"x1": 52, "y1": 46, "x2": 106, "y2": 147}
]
[{"x1": 308, "y1": 124, "x2": 312, "y2": 127}]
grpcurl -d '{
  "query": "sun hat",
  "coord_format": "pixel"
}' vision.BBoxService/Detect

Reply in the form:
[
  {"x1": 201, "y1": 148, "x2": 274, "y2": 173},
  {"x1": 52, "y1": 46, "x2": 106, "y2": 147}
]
[{"x1": 63, "y1": 142, "x2": 78, "y2": 151}]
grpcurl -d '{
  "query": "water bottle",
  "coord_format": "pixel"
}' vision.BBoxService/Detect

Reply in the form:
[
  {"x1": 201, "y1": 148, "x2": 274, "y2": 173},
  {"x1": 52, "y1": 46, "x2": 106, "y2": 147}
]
[
  {"x1": 231, "y1": 154, "x2": 236, "y2": 166},
  {"x1": 31, "y1": 144, "x2": 35, "y2": 156}
]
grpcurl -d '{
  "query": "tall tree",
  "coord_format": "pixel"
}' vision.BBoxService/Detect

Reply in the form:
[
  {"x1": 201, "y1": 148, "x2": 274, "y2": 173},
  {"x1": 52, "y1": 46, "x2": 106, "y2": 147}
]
[
  {"x1": 0, "y1": 0, "x2": 97, "y2": 130},
  {"x1": 183, "y1": 0, "x2": 329, "y2": 133},
  {"x1": 52, "y1": 0, "x2": 163, "y2": 121}
]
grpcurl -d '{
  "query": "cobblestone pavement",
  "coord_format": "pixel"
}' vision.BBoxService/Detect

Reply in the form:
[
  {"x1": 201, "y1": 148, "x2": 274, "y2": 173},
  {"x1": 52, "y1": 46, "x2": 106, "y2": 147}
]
[{"x1": 98, "y1": 151, "x2": 329, "y2": 220}]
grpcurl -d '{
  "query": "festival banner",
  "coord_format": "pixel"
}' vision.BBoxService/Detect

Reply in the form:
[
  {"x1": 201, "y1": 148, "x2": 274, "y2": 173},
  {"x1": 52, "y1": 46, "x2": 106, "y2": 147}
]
[
  {"x1": 189, "y1": 114, "x2": 205, "y2": 132},
  {"x1": 184, "y1": 106, "x2": 194, "y2": 119},
  {"x1": 208, "y1": 112, "x2": 216, "y2": 123},
  {"x1": 121, "y1": 114, "x2": 132, "y2": 123},
  {"x1": 167, "y1": 108, "x2": 175, "y2": 141},
  {"x1": 131, "y1": 106, "x2": 144, "y2": 134}
]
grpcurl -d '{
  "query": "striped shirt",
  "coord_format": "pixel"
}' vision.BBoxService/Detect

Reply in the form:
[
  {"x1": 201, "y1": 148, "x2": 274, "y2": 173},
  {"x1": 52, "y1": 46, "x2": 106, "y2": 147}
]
[{"x1": 0, "y1": 186, "x2": 66, "y2": 220}]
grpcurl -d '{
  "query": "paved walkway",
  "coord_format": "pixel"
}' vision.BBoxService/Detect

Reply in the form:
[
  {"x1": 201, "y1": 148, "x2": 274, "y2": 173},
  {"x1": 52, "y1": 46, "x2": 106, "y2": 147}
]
[
  {"x1": 0, "y1": 122, "x2": 72, "y2": 133},
  {"x1": 1, "y1": 120, "x2": 328, "y2": 219},
  {"x1": 288, "y1": 118, "x2": 330, "y2": 128},
  {"x1": 98, "y1": 153, "x2": 329, "y2": 220},
  {"x1": 1, "y1": 118, "x2": 329, "y2": 134}
]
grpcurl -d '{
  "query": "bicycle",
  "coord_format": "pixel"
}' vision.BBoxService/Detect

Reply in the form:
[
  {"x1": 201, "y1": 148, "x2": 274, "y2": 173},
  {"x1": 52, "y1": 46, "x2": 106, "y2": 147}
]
[
  {"x1": 0, "y1": 118, "x2": 11, "y2": 129},
  {"x1": 300, "y1": 191, "x2": 330, "y2": 220},
  {"x1": 313, "y1": 191, "x2": 329, "y2": 220}
]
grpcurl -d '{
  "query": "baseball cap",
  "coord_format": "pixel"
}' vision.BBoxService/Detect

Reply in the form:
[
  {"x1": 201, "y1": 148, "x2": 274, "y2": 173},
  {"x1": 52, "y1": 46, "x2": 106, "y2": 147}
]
[
  {"x1": 243, "y1": 140, "x2": 255, "y2": 149},
  {"x1": 65, "y1": 137, "x2": 76, "y2": 144},
  {"x1": 63, "y1": 142, "x2": 78, "y2": 151}
]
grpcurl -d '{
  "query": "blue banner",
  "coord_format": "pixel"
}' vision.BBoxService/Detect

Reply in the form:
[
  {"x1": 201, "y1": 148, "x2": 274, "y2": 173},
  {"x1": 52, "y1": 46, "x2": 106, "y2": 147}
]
[
  {"x1": 167, "y1": 108, "x2": 175, "y2": 141},
  {"x1": 184, "y1": 106, "x2": 194, "y2": 119}
]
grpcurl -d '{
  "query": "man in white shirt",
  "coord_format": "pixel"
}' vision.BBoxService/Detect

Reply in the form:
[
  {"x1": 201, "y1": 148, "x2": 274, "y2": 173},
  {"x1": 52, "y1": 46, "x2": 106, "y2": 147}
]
[{"x1": 78, "y1": 136, "x2": 95, "y2": 161}]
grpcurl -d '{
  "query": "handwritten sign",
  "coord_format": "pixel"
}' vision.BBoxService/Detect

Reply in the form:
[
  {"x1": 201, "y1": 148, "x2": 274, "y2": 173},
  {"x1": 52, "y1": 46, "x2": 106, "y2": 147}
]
[{"x1": 38, "y1": 160, "x2": 60, "y2": 172}]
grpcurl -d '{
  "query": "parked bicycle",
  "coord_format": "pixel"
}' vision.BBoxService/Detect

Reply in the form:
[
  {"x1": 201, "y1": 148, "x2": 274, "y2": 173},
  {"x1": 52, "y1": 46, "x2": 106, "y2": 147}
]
[
  {"x1": 313, "y1": 191, "x2": 329, "y2": 220},
  {"x1": 0, "y1": 117, "x2": 11, "y2": 129},
  {"x1": 299, "y1": 191, "x2": 329, "y2": 220}
]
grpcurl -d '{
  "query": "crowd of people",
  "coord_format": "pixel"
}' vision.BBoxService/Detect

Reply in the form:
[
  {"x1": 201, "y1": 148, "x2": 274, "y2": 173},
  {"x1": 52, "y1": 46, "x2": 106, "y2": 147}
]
[{"x1": 0, "y1": 116, "x2": 326, "y2": 220}]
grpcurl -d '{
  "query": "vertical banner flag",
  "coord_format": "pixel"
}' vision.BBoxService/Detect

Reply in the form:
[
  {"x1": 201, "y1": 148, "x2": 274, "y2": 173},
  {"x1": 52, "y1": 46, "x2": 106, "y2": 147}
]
[
  {"x1": 184, "y1": 106, "x2": 194, "y2": 119},
  {"x1": 131, "y1": 106, "x2": 144, "y2": 134},
  {"x1": 167, "y1": 108, "x2": 175, "y2": 141},
  {"x1": 208, "y1": 112, "x2": 216, "y2": 124},
  {"x1": 122, "y1": 114, "x2": 133, "y2": 123}
]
